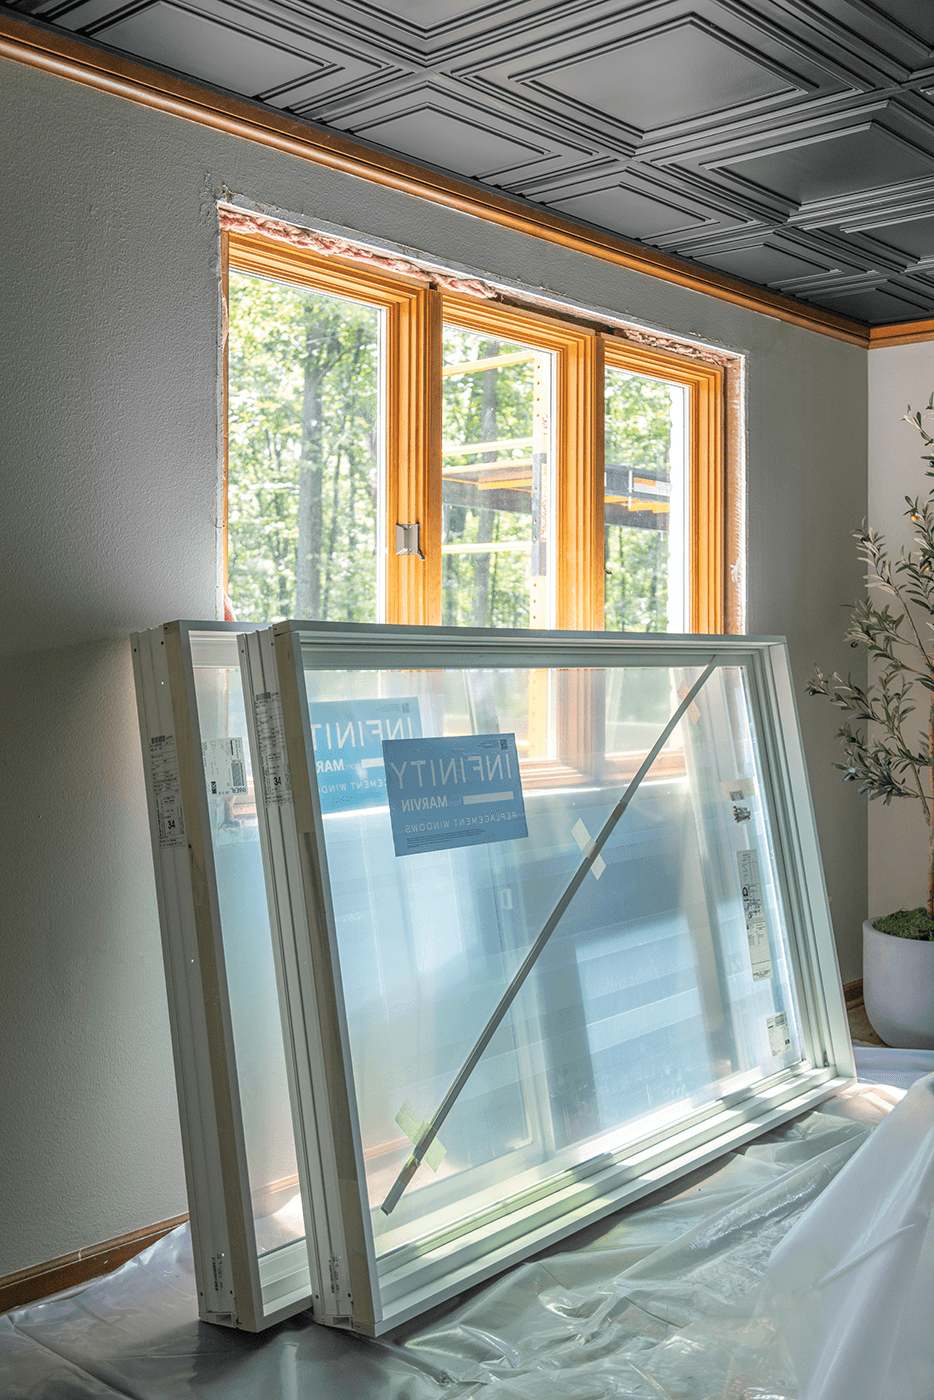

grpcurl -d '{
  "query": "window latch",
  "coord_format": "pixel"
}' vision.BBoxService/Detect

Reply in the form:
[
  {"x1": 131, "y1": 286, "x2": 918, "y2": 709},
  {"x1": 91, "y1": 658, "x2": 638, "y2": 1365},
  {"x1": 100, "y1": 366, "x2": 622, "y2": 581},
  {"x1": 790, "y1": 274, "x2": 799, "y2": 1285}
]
[{"x1": 395, "y1": 522, "x2": 425, "y2": 560}]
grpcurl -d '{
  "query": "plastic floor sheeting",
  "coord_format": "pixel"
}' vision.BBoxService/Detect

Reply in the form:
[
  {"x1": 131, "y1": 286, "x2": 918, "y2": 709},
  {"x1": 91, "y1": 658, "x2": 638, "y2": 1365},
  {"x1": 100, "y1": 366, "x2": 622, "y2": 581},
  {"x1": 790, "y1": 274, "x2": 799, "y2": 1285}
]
[{"x1": 2, "y1": 1054, "x2": 931, "y2": 1400}]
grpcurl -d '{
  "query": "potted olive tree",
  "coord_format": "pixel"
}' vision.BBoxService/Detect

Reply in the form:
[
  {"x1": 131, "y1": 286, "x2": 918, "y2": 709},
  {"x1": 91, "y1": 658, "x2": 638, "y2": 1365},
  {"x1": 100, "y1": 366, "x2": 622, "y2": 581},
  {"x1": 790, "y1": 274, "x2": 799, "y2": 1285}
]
[{"x1": 809, "y1": 397, "x2": 934, "y2": 1048}]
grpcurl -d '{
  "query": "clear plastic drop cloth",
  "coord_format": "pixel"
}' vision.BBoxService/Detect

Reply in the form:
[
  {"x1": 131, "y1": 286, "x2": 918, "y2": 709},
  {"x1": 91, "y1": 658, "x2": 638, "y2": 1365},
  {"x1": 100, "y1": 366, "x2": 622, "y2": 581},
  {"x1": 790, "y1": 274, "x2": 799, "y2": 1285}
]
[
  {"x1": 765, "y1": 1070, "x2": 934, "y2": 1400},
  {"x1": 1, "y1": 1086, "x2": 904, "y2": 1400}
]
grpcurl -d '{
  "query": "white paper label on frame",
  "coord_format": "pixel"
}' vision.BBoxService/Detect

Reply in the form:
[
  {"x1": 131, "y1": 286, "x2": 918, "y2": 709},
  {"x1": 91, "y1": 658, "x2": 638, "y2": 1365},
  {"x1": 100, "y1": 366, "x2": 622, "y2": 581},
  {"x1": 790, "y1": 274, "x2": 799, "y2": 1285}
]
[
  {"x1": 148, "y1": 734, "x2": 186, "y2": 849},
  {"x1": 737, "y1": 848, "x2": 773, "y2": 981},
  {"x1": 202, "y1": 737, "x2": 247, "y2": 798},
  {"x1": 766, "y1": 1010, "x2": 791, "y2": 1057},
  {"x1": 254, "y1": 691, "x2": 292, "y2": 806}
]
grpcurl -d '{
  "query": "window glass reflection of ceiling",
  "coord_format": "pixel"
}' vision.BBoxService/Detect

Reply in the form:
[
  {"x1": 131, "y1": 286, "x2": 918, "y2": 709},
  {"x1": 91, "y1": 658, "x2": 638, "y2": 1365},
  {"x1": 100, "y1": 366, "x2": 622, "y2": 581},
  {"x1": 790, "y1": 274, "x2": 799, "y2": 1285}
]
[{"x1": 14, "y1": 0, "x2": 934, "y2": 326}]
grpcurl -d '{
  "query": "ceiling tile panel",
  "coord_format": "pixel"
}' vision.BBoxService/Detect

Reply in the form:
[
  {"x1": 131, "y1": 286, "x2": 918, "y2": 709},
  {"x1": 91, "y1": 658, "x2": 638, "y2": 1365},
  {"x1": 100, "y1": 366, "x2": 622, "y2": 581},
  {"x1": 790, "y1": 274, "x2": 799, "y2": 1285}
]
[
  {"x1": 15, "y1": 0, "x2": 934, "y2": 322},
  {"x1": 549, "y1": 182, "x2": 708, "y2": 239},
  {"x1": 817, "y1": 285, "x2": 933, "y2": 320},
  {"x1": 531, "y1": 21, "x2": 800, "y2": 132},
  {"x1": 866, "y1": 214, "x2": 934, "y2": 262},
  {"x1": 92, "y1": 2, "x2": 317, "y2": 92},
  {"x1": 348, "y1": 104, "x2": 545, "y2": 179},
  {"x1": 713, "y1": 123, "x2": 934, "y2": 207},
  {"x1": 698, "y1": 242, "x2": 829, "y2": 284}
]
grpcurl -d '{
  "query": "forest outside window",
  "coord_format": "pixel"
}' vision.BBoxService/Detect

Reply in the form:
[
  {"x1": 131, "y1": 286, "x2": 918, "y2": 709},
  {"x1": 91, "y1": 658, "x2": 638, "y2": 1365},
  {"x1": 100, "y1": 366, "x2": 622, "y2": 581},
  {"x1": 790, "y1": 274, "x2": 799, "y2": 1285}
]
[{"x1": 224, "y1": 225, "x2": 729, "y2": 634}]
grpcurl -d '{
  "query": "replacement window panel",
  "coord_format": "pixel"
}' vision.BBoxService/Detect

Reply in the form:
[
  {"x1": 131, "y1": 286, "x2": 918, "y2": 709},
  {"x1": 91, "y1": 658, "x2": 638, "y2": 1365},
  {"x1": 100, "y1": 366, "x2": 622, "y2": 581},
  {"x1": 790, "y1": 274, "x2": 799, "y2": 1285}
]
[
  {"x1": 132, "y1": 622, "x2": 314, "y2": 1330},
  {"x1": 237, "y1": 623, "x2": 853, "y2": 1336}
]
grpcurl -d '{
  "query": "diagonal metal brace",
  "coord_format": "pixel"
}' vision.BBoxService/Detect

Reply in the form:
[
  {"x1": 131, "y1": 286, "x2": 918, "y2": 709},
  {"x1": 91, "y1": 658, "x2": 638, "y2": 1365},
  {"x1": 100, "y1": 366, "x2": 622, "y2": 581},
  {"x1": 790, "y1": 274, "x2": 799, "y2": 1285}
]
[{"x1": 380, "y1": 658, "x2": 718, "y2": 1215}]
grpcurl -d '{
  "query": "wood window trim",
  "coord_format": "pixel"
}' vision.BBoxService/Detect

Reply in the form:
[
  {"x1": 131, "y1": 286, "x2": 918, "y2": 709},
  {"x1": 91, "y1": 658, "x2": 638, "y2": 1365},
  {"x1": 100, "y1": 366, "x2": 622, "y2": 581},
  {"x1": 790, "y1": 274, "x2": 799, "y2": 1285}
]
[
  {"x1": 441, "y1": 294, "x2": 602, "y2": 632},
  {"x1": 224, "y1": 230, "x2": 733, "y2": 634},
  {"x1": 225, "y1": 227, "x2": 440, "y2": 625},
  {"x1": 603, "y1": 338, "x2": 727, "y2": 635}
]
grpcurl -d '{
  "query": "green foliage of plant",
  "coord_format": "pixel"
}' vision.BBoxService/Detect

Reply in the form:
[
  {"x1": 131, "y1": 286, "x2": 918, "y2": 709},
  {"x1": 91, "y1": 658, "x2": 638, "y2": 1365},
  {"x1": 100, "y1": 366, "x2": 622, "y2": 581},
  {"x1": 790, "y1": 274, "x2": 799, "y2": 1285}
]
[
  {"x1": 227, "y1": 271, "x2": 379, "y2": 623},
  {"x1": 808, "y1": 395, "x2": 934, "y2": 922},
  {"x1": 872, "y1": 907, "x2": 934, "y2": 940}
]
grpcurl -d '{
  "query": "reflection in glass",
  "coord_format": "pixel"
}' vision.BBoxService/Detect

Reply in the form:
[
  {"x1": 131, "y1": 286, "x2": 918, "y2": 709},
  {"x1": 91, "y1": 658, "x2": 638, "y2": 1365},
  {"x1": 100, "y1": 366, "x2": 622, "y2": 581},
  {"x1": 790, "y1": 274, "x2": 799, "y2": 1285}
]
[
  {"x1": 604, "y1": 367, "x2": 687, "y2": 632},
  {"x1": 191, "y1": 645, "x2": 304, "y2": 1257},
  {"x1": 441, "y1": 326, "x2": 554, "y2": 628},
  {"x1": 227, "y1": 271, "x2": 382, "y2": 624},
  {"x1": 302, "y1": 658, "x2": 802, "y2": 1277}
]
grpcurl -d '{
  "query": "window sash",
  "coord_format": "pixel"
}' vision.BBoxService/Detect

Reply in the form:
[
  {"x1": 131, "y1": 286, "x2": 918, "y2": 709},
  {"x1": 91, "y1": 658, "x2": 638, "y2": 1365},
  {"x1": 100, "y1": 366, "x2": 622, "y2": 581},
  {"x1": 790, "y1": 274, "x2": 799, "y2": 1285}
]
[{"x1": 224, "y1": 231, "x2": 728, "y2": 632}]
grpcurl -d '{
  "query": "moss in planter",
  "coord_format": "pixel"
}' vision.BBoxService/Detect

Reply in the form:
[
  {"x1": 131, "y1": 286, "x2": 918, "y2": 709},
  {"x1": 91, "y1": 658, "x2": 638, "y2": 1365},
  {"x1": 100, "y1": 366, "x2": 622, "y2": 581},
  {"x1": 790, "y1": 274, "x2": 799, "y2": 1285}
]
[{"x1": 873, "y1": 907, "x2": 934, "y2": 940}]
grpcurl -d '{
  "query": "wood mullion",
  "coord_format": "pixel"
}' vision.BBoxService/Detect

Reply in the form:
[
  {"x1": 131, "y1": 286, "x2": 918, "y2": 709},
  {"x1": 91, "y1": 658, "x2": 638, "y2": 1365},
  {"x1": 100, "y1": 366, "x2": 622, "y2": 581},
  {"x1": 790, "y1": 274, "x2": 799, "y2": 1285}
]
[
  {"x1": 603, "y1": 339, "x2": 727, "y2": 635},
  {"x1": 221, "y1": 228, "x2": 230, "y2": 609},
  {"x1": 689, "y1": 368, "x2": 725, "y2": 635},
  {"x1": 442, "y1": 295, "x2": 598, "y2": 631},
  {"x1": 385, "y1": 286, "x2": 440, "y2": 625},
  {"x1": 556, "y1": 332, "x2": 603, "y2": 631}
]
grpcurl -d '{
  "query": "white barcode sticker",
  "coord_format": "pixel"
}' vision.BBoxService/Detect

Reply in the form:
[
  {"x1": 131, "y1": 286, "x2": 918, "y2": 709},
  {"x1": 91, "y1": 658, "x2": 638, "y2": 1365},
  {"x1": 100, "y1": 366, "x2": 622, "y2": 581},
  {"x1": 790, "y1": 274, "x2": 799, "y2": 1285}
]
[
  {"x1": 254, "y1": 691, "x2": 292, "y2": 806},
  {"x1": 202, "y1": 737, "x2": 247, "y2": 797},
  {"x1": 572, "y1": 818, "x2": 606, "y2": 879},
  {"x1": 767, "y1": 1010, "x2": 791, "y2": 1057},
  {"x1": 737, "y1": 848, "x2": 773, "y2": 981},
  {"x1": 148, "y1": 734, "x2": 186, "y2": 849}
]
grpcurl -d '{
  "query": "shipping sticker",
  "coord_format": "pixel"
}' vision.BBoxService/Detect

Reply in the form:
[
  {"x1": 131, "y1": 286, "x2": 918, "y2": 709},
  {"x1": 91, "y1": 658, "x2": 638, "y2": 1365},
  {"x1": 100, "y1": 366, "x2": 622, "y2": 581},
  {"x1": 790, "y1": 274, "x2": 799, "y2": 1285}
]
[
  {"x1": 766, "y1": 1010, "x2": 791, "y2": 1057},
  {"x1": 721, "y1": 777, "x2": 756, "y2": 802},
  {"x1": 383, "y1": 732, "x2": 528, "y2": 857},
  {"x1": 722, "y1": 776, "x2": 755, "y2": 822},
  {"x1": 572, "y1": 818, "x2": 606, "y2": 880},
  {"x1": 253, "y1": 691, "x2": 292, "y2": 806},
  {"x1": 736, "y1": 848, "x2": 774, "y2": 981},
  {"x1": 148, "y1": 734, "x2": 186, "y2": 849},
  {"x1": 309, "y1": 697, "x2": 422, "y2": 815},
  {"x1": 676, "y1": 681, "x2": 701, "y2": 724},
  {"x1": 395, "y1": 1099, "x2": 446, "y2": 1172},
  {"x1": 202, "y1": 737, "x2": 247, "y2": 798}
]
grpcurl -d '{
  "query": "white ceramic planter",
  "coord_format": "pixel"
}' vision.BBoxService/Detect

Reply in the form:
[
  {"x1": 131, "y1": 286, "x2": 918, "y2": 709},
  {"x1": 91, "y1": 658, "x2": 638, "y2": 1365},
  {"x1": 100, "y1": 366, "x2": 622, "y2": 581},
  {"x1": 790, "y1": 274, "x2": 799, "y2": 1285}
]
[{"x1": 863, "y1": 918, "x2": 934, "y2": 1049}]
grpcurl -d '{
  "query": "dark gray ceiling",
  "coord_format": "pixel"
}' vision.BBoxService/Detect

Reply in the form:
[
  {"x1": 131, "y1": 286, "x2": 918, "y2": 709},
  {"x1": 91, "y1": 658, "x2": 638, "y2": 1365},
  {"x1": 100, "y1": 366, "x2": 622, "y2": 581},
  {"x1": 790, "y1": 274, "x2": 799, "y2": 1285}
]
[{"x1": 12, "y1": 0, "x2": 934, "y2": 325}]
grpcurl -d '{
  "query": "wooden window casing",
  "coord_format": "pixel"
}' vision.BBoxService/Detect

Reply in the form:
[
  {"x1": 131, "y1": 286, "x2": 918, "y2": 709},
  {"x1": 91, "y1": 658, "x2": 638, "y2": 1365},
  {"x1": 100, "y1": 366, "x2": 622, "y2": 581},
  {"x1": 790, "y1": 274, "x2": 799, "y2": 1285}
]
[
  {"x1": 602, "y1": 338, "x2": 725, "y2": 635},
  {"x1": 224, "y1": 228, "x2": 441, "y2": 626},
  {"x1": 224, "y1": 232, "x2": 730, "y2": 634}
]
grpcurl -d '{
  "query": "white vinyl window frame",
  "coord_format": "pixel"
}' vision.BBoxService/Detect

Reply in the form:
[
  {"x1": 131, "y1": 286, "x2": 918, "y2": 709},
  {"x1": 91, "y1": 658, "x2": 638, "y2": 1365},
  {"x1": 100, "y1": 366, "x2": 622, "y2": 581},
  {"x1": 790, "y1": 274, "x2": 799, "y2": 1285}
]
[{"x1": 235, "y1": 622, "x2": 853, "y2": 1336}]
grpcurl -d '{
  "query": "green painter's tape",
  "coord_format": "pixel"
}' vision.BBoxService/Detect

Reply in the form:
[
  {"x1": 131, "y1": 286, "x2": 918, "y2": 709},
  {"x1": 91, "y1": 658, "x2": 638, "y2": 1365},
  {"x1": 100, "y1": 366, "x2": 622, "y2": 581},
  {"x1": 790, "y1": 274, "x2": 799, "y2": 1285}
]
[{"x1": 395, "y1": 1100, "x2": 446, "y2": 1172}]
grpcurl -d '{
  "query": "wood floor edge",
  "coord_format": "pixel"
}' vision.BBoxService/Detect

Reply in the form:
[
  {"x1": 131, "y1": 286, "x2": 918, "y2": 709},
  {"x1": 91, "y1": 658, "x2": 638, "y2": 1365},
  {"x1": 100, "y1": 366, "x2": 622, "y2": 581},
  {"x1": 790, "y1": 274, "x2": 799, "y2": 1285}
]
[
  {"x1": 843, "y1": 977, "x2": 864, "y2": 1007},
  {"x1": 0, "y1": 1213, "x2": 189, "y2": 1314}
]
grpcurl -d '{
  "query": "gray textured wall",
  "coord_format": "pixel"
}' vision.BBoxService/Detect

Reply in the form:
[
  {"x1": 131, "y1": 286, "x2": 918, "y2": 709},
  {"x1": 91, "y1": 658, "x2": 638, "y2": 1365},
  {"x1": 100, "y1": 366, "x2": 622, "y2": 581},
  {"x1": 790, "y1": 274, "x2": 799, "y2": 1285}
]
[
  {"x1": 0, "y1": 53, "x2": 868, "y2": 1277},
  {"x1": 868, "y1": 345, "x2": 934, "y2": 920}
]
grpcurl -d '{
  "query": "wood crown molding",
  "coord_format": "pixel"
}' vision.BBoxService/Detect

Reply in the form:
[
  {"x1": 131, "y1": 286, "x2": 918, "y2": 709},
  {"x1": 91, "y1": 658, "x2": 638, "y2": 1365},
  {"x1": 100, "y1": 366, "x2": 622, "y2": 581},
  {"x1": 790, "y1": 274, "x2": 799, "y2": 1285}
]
[
  {"x1": 0, "y1": 10, "x2": 874, "y2": 348},
  {"x1": 869, "y1": 319, "x2": 934, "y2": 349}
]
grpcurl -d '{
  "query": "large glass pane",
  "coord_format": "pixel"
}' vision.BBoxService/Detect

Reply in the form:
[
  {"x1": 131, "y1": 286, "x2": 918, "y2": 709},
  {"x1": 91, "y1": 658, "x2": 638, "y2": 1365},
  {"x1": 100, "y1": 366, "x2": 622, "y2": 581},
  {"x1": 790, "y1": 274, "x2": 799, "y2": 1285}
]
[
  {"x1": 227, "y1": 270, "x2": 382, "y2": 623},
  {"x1": 191, "y1": 638, "x2": 304, "y2": 1260},
  {"x1": 604, "y1": 367, "x2": 687, "y2": 632},
  {"x1": 301, "y1": 655, "x2": 803, "y2": 1280},
  {"x1": 441, "y1": 326, "x2": 554, "y2": 628}
]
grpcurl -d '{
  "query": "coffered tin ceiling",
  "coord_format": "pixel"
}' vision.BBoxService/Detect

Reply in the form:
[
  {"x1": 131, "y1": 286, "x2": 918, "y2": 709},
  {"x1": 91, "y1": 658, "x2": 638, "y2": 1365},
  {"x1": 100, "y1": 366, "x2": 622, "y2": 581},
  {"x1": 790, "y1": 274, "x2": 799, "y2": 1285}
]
[{"x1": 10, "y1": 0, "x2": 934, "y2": 325}]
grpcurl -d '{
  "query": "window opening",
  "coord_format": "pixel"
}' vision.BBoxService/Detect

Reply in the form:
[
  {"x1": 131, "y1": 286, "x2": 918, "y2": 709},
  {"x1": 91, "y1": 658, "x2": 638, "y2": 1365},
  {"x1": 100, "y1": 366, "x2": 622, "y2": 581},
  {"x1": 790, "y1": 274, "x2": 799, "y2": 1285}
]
[
  {"x1": 227, "y1": 270, "x2": 384, "y2": 624},
  {"x1": 440, "y1": 327, "x2": 554, "y2": 629},
  {"x1": 604, "y1": 367, "x2": 688, "y2": 633},
  {"x1": 223, "y1": 224, "x2": 730, "y2": 634}
]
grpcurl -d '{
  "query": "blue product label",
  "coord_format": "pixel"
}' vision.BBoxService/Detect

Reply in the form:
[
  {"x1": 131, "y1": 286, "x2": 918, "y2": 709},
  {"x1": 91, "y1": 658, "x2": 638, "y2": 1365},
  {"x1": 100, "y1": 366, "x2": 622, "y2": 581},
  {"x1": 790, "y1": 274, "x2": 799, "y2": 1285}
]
[
  {"x1": 382, "y1": 733, "x2": 528, "y2": 857},
  {"x1": 310, "y1": 698, "x2": 422, "y2": 814}
]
